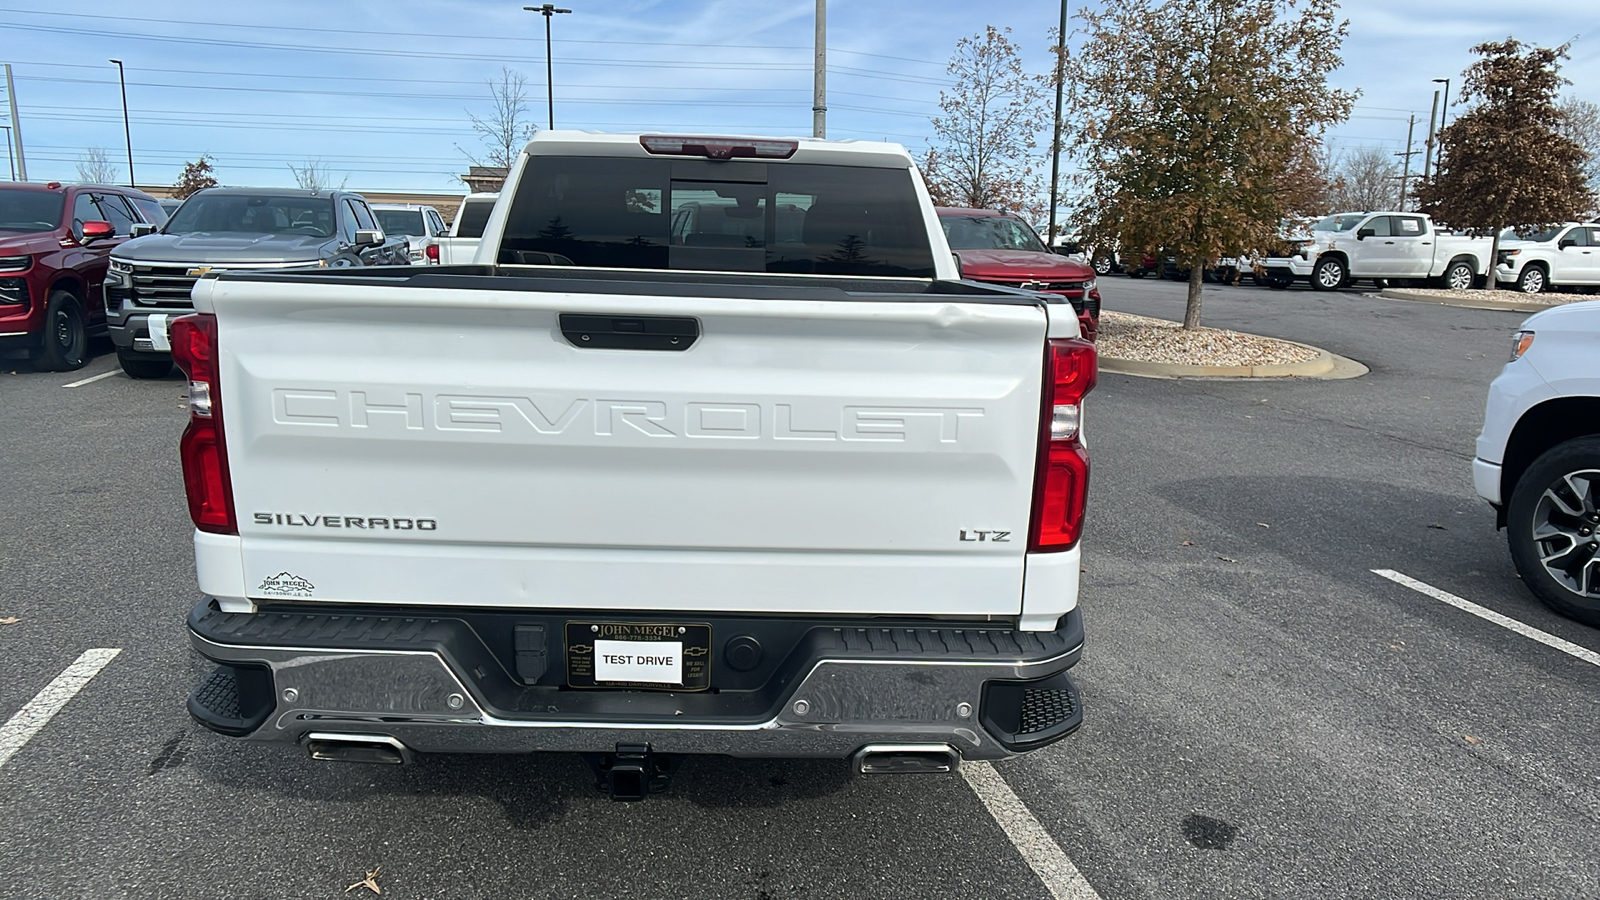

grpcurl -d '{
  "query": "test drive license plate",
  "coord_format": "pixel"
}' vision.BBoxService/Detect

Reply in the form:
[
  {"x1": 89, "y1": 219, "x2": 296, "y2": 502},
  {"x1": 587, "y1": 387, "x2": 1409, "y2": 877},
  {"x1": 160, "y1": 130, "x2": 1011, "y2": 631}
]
[{"x1": 564, "y1": 622, "x2": 711, "y2": 691}]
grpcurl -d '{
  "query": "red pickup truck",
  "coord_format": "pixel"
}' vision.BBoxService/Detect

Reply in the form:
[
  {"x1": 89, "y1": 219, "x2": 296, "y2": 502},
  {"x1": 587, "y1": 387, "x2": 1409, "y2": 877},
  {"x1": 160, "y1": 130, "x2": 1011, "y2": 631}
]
[
  {"x1": 0, "y1": 181, "x2": 166, "y2": 371},
  {"x1": 938, "y1": 207, "x2": 1102, "y2": 341}
]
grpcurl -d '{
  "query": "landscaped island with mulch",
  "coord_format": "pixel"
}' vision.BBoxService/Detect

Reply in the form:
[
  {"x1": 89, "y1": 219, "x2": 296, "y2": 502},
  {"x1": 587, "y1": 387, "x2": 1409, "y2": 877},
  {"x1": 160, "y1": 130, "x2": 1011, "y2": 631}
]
[{"x1": 1097, "y1": 311, "x2": 1318, "y2": 367}]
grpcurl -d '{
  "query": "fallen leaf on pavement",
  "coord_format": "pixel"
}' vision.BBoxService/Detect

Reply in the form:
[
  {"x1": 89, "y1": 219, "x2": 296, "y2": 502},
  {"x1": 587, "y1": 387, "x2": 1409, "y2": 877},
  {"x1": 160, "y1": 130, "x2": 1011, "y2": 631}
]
[
  {"x1": 1256, "y1": 523, "x2": 1270, "y2": 528},
  {"x1": 1428, "y1": 523, "x2": 1447, "y2": 530},
  {"x1": 1180, "y1": 540, "x2": 1195, "y2": 546},
  {"x1": 0, "y1": 617, "x2": 18, "y2": 625},
  {"x1": 1463, "y1": 735, "x2": 1482, "y2": 746},
  {"x1": 1217, "y1": 556, "x2": 1237, "y2": 563},
  {"x1": 346, "y1": 867, "x2": 382, "y2": 895}
]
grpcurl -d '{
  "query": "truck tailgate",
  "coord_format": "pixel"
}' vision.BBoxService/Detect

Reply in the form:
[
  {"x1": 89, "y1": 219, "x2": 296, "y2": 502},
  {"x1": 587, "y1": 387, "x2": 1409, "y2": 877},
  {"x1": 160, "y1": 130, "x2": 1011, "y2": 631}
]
[{"x1": 209, "y1": 277, "x2": 1046, "y2": 617}]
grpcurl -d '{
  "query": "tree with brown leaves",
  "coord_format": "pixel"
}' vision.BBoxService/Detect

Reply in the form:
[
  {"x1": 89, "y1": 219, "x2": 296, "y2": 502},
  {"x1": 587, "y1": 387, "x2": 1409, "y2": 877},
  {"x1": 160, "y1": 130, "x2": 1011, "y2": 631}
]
[
  {"x1": 923, "y1": 26, "x2": 1047, "y2": 217},
  {"x1": 171, "y1": 155, "x2": 218, "y2": 199},
  {"x1": 1063, "y1": 0, "x2": 1353, "y2": 328},
  {"x1": 1417, "y1": 40, "x2": 1595, "y2": 284}
]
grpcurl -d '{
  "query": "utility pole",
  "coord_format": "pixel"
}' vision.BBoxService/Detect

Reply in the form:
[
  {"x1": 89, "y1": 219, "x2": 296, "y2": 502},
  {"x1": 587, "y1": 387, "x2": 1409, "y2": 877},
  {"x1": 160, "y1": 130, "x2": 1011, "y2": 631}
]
[
  {"x1": 524, "y1": 4, "x2": 572, "y2": 130},
  {"x1": 1421, "y1": 89, "x2": 1440, "y2": 185},
  {"x1": 109, "y1": 59, "x2": 134, "y2": 187},
  {"x1": 3, "y1": 63, "x2": 25, "y2": 181},
  {"x1": 1394, "y1": 114, "x2": 1418, "y2": 209},
  {"x1": 0, "y1": 125, "x2": 13, "y2": 181},
  {"x1": 812, "y1": 0, "x2": 826, "y2": 138},
  {"x1": 1046, "y1": 0, "x2": 1068, "y2": 246}
]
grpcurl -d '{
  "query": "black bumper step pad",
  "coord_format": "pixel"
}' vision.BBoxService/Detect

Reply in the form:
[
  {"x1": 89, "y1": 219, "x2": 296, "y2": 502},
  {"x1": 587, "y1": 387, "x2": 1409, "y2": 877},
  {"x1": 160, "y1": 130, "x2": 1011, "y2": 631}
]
[
  {"x1": 980, "y1": 671, "x2": 1084, "y2": 751},
  {"x1": 187, "y1": 665, "x2": 275, "y2": 737}
]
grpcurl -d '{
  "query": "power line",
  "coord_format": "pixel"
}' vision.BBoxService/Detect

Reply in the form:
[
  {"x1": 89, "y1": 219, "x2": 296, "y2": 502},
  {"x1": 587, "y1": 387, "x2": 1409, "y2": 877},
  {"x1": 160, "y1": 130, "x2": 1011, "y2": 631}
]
[{"x1": 0, "y1": 6, "x2": 948, "y2": 67}]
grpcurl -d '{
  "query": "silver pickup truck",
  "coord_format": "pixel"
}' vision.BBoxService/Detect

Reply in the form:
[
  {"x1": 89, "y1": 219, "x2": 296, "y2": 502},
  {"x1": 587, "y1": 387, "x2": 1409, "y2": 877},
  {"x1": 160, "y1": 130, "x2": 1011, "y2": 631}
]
[{"x1": 173, "y1": 132, "x2": 1094, "y2": 800}]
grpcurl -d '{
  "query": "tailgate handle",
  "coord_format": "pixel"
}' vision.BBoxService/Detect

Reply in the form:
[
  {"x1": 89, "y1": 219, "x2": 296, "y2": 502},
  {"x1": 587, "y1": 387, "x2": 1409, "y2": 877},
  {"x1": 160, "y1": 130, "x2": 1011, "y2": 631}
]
[{"x1": 559, "y1": 313, "x2": 699, "y2": 351}]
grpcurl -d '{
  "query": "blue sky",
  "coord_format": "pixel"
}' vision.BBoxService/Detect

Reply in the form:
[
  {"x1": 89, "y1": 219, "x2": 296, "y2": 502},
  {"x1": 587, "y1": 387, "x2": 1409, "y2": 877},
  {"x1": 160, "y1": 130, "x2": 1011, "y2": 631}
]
[{"x1": 0, "y1": 0, "x2": 1593, "y2": 194}]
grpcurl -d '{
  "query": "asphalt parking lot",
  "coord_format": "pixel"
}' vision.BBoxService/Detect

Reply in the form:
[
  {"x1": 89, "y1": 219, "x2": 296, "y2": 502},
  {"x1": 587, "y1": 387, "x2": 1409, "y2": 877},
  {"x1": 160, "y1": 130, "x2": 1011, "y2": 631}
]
[{"x1": 1, "y1": 279, "x2": 1596, "y2": 899}]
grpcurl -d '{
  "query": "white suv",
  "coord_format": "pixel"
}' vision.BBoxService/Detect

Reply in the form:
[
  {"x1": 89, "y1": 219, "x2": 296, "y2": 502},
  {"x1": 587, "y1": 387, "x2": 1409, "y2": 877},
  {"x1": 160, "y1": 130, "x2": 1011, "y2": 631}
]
[
  {"x1": 1494, "y1": 222, "x2": 1600, "y2": 294},
  {"x1": 1475, "y1": 300, "x2": 1600, "y2": 625}
]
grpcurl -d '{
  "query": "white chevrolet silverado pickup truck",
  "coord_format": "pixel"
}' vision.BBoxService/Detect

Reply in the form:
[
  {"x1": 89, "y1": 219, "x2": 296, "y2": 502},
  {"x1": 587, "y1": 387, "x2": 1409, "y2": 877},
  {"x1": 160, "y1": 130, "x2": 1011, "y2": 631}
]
[
  {"x1": 174, "y1": 132, "x2": 1094, "y2": 799},
  {"x1": 1261, "y1": 211, "x2": 1492, "y2": 291}
]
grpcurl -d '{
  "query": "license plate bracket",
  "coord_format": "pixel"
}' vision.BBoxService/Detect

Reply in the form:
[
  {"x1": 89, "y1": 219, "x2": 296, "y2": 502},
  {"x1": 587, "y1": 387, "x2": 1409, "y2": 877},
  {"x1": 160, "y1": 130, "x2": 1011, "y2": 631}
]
[{"x1": 565, "y1": 622, "x2": 711, "y2": 691}]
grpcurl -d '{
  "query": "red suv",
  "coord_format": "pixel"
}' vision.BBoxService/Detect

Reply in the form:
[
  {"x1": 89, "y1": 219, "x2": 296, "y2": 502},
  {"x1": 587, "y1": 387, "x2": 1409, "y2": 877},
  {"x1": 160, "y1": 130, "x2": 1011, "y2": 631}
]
[
  {"x1": 0, "y1": 182, "x2": 166, "y2": 371},
  {"x1": 937, "y1": 207, "x2": 1102, "y2": 341}
]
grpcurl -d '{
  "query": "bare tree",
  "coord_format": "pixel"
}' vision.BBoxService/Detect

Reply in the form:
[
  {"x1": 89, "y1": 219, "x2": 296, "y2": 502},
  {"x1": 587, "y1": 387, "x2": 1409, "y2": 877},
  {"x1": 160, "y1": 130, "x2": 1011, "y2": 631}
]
[
  {"x1": 1558, "y1": 97, "x2": 1600, "y2": 198},
  {"x1": 923, "y1": 27, "x2": 1047, "y2": 216},
  {"x1": 287, "y1": 159, "x2": 347, "y2": 192},
  {"x1": 1327, "y1": 146, "x2": 1400, "y2": 212},
  {"x1": 76, "y1": 147, "x2": 120, "y2": 184},
  {"x1": 465, "y1": 67, "x2": 537, "y2": 172}
]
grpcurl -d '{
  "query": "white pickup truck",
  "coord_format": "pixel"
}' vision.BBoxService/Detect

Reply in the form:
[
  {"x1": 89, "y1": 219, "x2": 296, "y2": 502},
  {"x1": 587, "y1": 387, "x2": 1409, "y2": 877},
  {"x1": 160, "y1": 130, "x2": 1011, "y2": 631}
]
[
  {"x1": 431, "y1": 192, "x2": 498, "y2": 265},
  {"x1": 173, "y1": 132, "x2": 1094, "y2": 799},
  {"x1": 1493, "y1": 222, "x2": 1600, "y2": 294},
  {"x1": 1262, "y1": 211, "x2": 1493, "y2": 291}
]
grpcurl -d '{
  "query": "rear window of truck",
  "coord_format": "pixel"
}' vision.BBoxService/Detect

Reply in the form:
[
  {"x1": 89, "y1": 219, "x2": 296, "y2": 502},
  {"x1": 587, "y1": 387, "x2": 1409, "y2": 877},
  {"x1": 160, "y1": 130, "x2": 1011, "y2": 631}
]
[{"x1": 498, "y1": 157, "x2": 937, "y2": 277}]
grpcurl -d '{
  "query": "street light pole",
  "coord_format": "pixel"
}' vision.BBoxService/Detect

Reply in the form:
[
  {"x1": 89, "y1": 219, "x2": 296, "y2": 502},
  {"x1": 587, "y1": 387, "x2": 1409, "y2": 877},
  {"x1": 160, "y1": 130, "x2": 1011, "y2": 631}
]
[
  {"x1": 1046, "y1": 0, "x2": 1068, "y2": 246},
  {"x1": 812, "y1": 0, "x2": 826, "y2": 138},
  {"x1": 524, "y1": 4, "x2": 572, "y2": 131},
  {"x1": 109, "y1": 59, "x2": 134, "y2": 187}
]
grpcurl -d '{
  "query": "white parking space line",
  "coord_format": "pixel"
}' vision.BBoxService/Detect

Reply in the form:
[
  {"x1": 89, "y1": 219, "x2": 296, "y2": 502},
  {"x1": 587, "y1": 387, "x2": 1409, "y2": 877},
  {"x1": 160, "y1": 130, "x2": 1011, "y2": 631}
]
[
  {"x1": 963, "y1": 760, "x2": 1104, "y2": 900},
  {"x1": 0, "y1": 649, "x2": 122, "y2": 772},
  {"x1": 1372, "y1": 569, "x2": 1600, "y2": 667},
  {"x1": 61, "y1": 370, "x2": 119, "y2": 388}
]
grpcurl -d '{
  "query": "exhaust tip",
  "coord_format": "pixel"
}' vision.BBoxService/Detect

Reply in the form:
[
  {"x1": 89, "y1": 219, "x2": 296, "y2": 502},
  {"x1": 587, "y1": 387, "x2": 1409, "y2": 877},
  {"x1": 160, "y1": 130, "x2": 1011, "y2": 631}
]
[
  {"x1": 852, "y1": 743, "x2": 960, "y2": 775},
  {"x1": 305, "y1": 733, "x2": 411, "y2": 766}
]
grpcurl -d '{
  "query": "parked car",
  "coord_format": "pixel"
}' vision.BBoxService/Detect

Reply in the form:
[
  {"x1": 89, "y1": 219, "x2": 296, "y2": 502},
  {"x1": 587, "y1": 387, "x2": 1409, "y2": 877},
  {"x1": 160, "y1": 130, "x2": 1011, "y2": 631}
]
[
  {"x1": 0, "y1": 181, "x2": 165, "y2": 371},
  {"x1": 435, "y1": 192, "x2": 497, "y2": 264},
  {"x1": 939, "y1": 207, "x2": 1102, "y2": 341},
  {"x1": 1261, "y1": 211, "x2": 1493, "y2": 291},
  {"x1": 106, "y1": 187, "x2": 410, "y2": 378},
  {"x1": 176, "y1": 132, "x2": 1094, "y2": 796},
  {"x1": 1475, "y1": 300, "x2": 1600, "y2": 625},
  {"x1": 1494, "y1": 223, "x2": 1600, "y2": 294},
  {"x1": 372, "y1": 203, "x2": 449, "y2": 265},
  {"x1": 158, "y1": 197, "x2": 184, "y2": 219}
]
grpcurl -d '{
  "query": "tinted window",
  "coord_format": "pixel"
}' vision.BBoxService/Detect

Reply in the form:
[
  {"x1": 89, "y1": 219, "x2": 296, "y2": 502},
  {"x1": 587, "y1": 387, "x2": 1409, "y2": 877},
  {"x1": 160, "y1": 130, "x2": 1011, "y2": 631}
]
[
  {"x1": 456, "y1": 198, "x2": 495, "y2": 238},
  {"x1": 350, "y1": 200, "x2": 377, "y2": 231},
  {"x1": 941, "y1": 215, "x2": 1047, "y2": 252},
  {"x1": 1362, "y1": 216, "x2": 1392, "y2": 237},
  {"x1": 427, "y1": 209, "x2": 446, "y2": 235},
  {"x1": 129, "y1": 196, "x2": 166, "y2": 225},
  {"x1": 94, "y1": 194, "x2": 139, "y2": 235},
  {"x1": 167, "y1": 195, "x2": 336, "y2": 238},
  {"x1": 375, "y1": 209, "x2": 426, "y2": 237},
  {"x1": 499, "y1": 158, "x2": 935, "y2": 277},
  {"x1": 72, "y1": 194, "x2": 99, "y2": 226},
  {"x1": 1393, "y1": 216, "x2": 1424, "y2": 237},
  {"x1": 0, "y1": 188, "x2": 64, "y2": 231},
  {"x1": 1314, "y1": 214, "x2": 1366, "y2": 233}
]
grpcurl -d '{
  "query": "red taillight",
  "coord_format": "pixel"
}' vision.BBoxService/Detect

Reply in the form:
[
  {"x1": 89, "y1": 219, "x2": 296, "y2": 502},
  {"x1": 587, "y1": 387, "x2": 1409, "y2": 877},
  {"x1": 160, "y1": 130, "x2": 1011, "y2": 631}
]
[
  {"x1": 1028, "y1": 338, "x2": 1097, "y2": 551},
  {"x1": 639, "y1": 135, "x2": 799, "y2": 159},
  {"x1": 425, "y1": 242, "x2": 440, "y2": 263},
  {"x1": 171, "y1": 313, "x2": 237, "y2": 534}
]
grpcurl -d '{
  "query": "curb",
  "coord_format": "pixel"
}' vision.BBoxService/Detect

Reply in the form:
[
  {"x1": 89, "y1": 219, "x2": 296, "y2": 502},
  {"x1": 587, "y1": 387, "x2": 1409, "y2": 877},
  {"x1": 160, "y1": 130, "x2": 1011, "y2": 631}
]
[
  {"x1": 1378, "y1": 289, "x2": 1561, "y2": 312},
  {"x1": 1100, "y1": 343, "x2": 1368, "y2": 380}
]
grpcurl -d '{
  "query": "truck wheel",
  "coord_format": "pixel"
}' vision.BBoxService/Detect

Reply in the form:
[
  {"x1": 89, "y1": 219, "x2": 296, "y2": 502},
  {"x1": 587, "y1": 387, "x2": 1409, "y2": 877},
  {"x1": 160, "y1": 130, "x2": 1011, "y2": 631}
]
[
  {"x1": 117, "y1": 349, "x2": 172, "y2": 380},
  {"x1": 1092, "y1": 256, "x2": 1112, "y2": 276},
  {"x1": 28, "y1": 290, "x2": 88, "y2": 372},
  {"x1": 1507, "y1": 437, "x2": 1600, "y2": 626},
  {"x1": 1444, "y1": 260, "x2": 1475, "y2": 291},
  {"x1": 1516, "y1": 266, "x2": 1547, "y2": 294},
  {"x1": 1311, "y1": 257, "x2": 1344, "y2": 291}
]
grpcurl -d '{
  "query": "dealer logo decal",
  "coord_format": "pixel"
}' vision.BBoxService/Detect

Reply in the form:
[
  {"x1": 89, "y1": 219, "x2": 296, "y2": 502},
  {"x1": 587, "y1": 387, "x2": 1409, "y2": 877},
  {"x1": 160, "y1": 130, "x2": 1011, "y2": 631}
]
[{"x1": 257, "y1": 572, "x2": 315, "y2": 598}]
